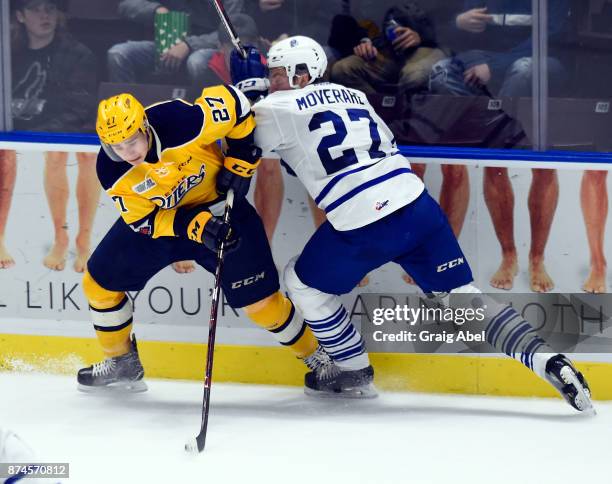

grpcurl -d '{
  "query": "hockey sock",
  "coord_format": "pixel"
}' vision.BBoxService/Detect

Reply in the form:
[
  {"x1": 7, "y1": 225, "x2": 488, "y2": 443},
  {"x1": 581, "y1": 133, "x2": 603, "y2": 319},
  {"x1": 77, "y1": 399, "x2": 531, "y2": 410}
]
[
  {"x1": 449, "y1": 285, "x2": 554, "y2": 378},
  {"x1": 83, "y1": 271, "x2": 133, "y2": 357},
  {"x1": 285, "y1": 261, "x2": 370, "y2": 370},
  {"x1": 484, "y1": 303, "x2": 554, "y2": 378},
  {"x1": 303, "y1": 301, "x2": 369, "y2": 371},
  {"x1": 95, "y1": 321, "x2": 133, "y2": 358},
  {"x1": 244, "y1": 291, "x2": 318, "y2": 358}
]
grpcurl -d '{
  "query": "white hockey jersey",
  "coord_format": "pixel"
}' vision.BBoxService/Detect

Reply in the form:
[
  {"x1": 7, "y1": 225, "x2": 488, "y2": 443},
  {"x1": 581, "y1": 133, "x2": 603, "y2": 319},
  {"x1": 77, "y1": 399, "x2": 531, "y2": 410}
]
[
  {"x1": 0, "y1": 428, "x2": 60, "y2": 483},
  {"x1": 253, "y1": 82, "x2": 424, "y2": 231}
]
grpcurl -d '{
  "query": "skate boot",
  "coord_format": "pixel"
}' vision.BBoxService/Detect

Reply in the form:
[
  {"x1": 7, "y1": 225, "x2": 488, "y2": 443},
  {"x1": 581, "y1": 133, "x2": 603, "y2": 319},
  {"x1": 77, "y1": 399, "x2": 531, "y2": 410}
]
[
  {"x1": 303, "y1": 346, "x2": 377, "y2": 399},
  {"x1": 78, "y1": 334, "x2": 147, "y2": 392},
  {"x1": 545, "y1": 354, "x2": 594, "y2": 414}
]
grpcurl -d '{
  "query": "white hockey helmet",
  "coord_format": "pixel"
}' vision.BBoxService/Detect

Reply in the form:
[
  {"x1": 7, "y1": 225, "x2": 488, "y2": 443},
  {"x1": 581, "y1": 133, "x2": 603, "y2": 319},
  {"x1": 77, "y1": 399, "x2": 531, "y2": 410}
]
[{"x1": 267, "y1": 35, "x2": 328, "y2": 88}]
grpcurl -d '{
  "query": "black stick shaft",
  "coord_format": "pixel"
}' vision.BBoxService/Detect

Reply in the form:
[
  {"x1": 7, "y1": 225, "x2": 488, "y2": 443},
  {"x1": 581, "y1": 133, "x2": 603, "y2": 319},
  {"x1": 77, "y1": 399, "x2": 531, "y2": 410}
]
[
  {"x1": 209, "y1": 0, "x2": 247, "y2": 58},
  {"x1": 195, "y1": 189, "x2": 235, "y2": 452}
]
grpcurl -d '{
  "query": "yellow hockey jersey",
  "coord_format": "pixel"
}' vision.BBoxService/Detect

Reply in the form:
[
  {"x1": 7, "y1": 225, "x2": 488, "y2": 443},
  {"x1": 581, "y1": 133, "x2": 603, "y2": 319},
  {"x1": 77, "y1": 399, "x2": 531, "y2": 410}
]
[{"x1": 97, "y1": 85, "x2": 256, "y2": 238}]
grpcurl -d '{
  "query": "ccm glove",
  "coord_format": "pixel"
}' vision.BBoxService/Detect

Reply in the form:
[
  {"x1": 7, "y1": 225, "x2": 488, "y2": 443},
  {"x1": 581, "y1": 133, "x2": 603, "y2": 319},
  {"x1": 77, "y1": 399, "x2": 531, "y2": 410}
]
[
  {"x1": 216, "y1": 156, "x2": 261, "y2": 199},
  {"x1": 174, "y1": 205, "x2": 239, "y2": 252}
]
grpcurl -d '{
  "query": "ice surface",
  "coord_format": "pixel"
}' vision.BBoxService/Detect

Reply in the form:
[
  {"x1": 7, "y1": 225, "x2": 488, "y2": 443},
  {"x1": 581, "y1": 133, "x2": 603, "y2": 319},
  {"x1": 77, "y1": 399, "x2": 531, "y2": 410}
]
[{"x1": 0, "y1": 372, "x2": 607, "y2": 484}]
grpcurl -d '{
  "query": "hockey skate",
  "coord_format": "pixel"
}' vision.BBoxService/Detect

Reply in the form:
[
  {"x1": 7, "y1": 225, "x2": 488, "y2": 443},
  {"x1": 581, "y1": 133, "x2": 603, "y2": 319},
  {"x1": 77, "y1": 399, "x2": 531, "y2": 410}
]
[
  {"x1": 544, "y1": 354, "x2": 594, "y2": 414},
  {"x1": 78, "y1": 334, "x2": 147, "y2": 393},
  {"x1": 303, "y1": 346, "x2": 377, "y2": 399}
]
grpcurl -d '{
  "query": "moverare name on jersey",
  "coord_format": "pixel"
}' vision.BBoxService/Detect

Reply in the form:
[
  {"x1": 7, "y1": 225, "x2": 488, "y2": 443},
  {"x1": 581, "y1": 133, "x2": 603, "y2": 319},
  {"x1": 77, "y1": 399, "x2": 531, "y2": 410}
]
[{"x1": 296, "y1": 87, "x2": 366, "y2": 111}]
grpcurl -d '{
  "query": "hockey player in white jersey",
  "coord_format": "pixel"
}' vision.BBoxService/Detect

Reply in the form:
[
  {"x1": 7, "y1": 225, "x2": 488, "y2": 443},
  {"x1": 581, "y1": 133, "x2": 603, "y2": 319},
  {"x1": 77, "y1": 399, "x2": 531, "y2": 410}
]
[
  {"x1": 0, "y1": 428, "x2": 61, "y2": 483},
  {"x1": 231, "y1": 36, "x2": 594, "y2": 411}
]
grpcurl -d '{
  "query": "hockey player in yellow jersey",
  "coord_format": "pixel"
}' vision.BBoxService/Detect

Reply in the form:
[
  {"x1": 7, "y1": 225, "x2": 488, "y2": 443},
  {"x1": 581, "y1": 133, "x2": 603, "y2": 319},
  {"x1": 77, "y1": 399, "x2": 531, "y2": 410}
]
[{"x1": 78, "y1": 85, "x2": 336, "y2": 392}]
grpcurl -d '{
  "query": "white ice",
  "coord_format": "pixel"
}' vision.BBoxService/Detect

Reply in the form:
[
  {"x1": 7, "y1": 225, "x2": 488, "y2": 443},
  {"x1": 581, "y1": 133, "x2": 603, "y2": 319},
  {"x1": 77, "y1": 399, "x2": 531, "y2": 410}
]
[{"x1": 0, "y1": 372, "x2": 608, "y2": 484}]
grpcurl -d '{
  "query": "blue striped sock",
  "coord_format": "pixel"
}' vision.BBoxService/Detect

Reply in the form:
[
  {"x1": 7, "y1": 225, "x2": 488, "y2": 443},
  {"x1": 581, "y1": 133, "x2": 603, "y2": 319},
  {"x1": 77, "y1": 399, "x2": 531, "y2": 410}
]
[{"x1": 305, "y1": 305, "x2": 368, "y2": 370}]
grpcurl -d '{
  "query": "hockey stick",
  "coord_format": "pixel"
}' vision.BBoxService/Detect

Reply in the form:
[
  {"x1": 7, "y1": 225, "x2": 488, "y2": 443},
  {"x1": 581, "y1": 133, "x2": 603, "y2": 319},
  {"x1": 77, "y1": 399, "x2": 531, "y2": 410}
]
[
  {"x1": 209, "y1": 0, "x2": 247, "y2": 59},
  {"x1": 185, "y1": 188, "x2": 235, "y2": 454}
]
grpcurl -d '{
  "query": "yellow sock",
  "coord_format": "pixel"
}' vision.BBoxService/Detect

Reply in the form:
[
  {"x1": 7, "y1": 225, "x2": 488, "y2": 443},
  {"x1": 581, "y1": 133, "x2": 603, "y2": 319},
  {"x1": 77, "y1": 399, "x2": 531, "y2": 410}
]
[
  {"x1": 95, "y1": 323, "x2": 132, "y2": 357},
  {"x1": 245, "y1": 292, "x2": 317, "y2": 358},
  {"x1": 83, "y1": 270, "x2": 134, "y2": 358}
]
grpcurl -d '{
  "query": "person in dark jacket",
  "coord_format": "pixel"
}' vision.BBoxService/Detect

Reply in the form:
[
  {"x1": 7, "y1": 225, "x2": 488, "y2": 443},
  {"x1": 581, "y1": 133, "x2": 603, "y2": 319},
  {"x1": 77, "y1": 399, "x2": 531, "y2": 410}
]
[
  {"x1": 107, "y1": 0, "x2": 243, "y2": 84},
  {"x1": 11, "y1": 0, "x2": 100, "y2": 273},
  {"x1": 11, "y1": 0, "x2": 96, "y2": 132},
  {"x1": 331, "y1": 1, "x2": 446, "y2": 94},
  {"x1": 429, "y1": 0, "x2": 570, "y2": 98}
]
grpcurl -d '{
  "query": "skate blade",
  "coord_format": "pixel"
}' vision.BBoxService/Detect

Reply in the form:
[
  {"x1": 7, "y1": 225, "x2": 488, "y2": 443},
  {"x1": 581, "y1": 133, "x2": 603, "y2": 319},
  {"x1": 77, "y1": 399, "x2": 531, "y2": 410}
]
[
  {"x1": 304, "y1": 383, "x2": 378, "y2": 399},
  {"x1": 560, "y1": 367, "x2": 596, "y2": 415},
  {"x1": 78, "y1": 380, "x2": 148, "y2": 394}
]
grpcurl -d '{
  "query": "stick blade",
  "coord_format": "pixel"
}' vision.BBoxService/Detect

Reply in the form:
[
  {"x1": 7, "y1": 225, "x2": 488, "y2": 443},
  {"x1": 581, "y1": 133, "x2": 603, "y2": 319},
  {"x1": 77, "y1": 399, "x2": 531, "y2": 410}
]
[{"x1": 184, "y1": 437, "x2": 202, "y2": 454}]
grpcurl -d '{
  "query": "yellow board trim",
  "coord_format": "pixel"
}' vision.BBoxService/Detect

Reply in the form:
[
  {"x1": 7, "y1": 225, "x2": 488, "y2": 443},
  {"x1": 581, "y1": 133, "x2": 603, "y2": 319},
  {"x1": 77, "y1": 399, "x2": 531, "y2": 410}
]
[{"x1": 1, "y1": 333, "x2": 611, "y2": 400}]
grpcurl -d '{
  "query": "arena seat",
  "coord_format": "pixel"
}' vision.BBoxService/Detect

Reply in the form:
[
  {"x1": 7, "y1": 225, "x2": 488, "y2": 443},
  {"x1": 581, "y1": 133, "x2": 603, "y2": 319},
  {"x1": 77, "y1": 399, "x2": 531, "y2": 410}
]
[
  {"x1": 515, "y1": 96, "x2": 612, "y2": 151},
  {"x1": 388, "y1": 94, "x2": 528, "y2": 149}
]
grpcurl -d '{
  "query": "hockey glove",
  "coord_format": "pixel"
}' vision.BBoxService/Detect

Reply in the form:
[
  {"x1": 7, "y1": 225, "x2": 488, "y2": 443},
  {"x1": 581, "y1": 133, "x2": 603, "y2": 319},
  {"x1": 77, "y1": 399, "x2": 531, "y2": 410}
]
[
  {"x1": 174, "y1": 205, "x2": 239, "y2": 252},
  {"x1": 230, "y1": 46, "x2": 270, "y2": 102},
  {"x1": 217, "y1": 155, "x2": 261, "y2": 199},
  {"x1": 202, "y1": 216, "x2": 240, "y2": 253}
]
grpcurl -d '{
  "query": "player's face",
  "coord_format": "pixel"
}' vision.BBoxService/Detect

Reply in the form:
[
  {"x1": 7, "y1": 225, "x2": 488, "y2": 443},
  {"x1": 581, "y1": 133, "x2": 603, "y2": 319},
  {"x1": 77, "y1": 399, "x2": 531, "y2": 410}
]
[
  {"x1": 269, "y1": 67, "x2": 291, "y2": 93},
  {"x1": 269, "y1": 66, "x2": 311, "y2": 92},
  {"x1": 18, "y1": 1, "x2": 59, "y2": 39},
  {"x1": 111, "y1": 131, "x2": 149, "y2": 166}
]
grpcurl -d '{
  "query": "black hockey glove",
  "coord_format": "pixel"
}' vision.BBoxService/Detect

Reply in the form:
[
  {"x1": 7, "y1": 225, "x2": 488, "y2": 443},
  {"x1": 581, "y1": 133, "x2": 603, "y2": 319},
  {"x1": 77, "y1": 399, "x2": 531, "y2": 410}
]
[
  {"x1": 216, "y1": 166, "x2": 253, "y2": 200},
  {"x1": 174, "y1": 205, "x2": 239, "y2": 252},
  {"x1": 216, "y1": 154, "x2": 261, "y2": 199},
  {"x1": 202, "y1": 216, "x2": 240, "y2": 253}
]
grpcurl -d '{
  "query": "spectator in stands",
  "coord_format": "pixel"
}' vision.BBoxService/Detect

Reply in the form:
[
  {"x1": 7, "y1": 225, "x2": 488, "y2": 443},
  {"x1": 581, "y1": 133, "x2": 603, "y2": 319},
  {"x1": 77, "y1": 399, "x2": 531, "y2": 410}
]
[
  {"x1": 0, "y1": 151, "x2": 17, "y2": 269},
  {"x1": 107, "y1": 0, "x2": 242, "y2": 85},
  {"x1": 429, "y1": 0, "x2": 570, "y2": 292},
  {"x1": 581, "y1": 170, "x2": 608, "y2": 293},
  {"x1": 349, "y1": 0, "x2": 397, "y2": 28},
  {"x1": 329, "y1": 0, "x2": 410, "y2": 57},
  {"x1": 11, "y1": 0, "x2": 96, "y2": 133},
  {"x1": 11, "y1": 0, "x2": 100, "y2": 272},
  {"x1": 429, "y1": 1, "x2": 569, "y2": 98},
  {"x1": 331, "y1": 1, "x2": 446, "y2": 95}
]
